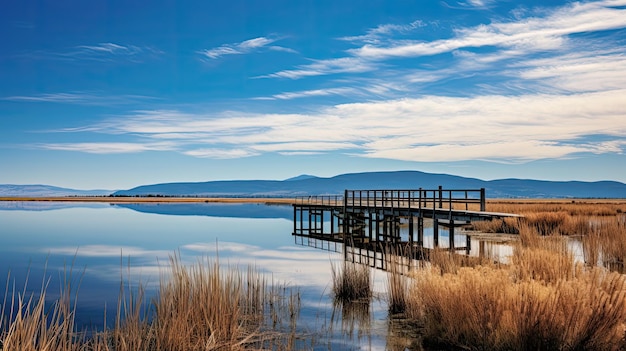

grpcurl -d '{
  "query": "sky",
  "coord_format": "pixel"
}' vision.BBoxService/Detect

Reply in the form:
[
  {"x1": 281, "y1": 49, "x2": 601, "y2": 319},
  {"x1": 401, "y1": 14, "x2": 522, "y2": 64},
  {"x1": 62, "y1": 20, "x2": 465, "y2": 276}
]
[{"x1": 1, "y1": 0, "x2": 626, "y2": 190}]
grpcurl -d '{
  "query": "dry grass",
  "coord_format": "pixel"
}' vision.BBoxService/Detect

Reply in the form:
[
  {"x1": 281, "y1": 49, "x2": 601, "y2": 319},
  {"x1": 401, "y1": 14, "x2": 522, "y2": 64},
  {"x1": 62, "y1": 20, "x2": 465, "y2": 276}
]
[
  {"x1": 411, "y1": 264, "x2": 626, "y2": 350},
  {"x1": 0, "y1": 255, "x2": 301, "y2": 351},
  {"x1": 331, "y1": 261, "x2": 372, "y2": 303},
  {"x1": 386, "y1": 255, "x2": 409, "y2": 315},
  {"x1": 471, "y1": 200, "x2": 626, "y2": 269},
  {"x1": 405, "y1": 220, "x2": 626, "y2": 351},
  {"x1": 0, "y1": 277, "x2": 83, "y2": 350}
]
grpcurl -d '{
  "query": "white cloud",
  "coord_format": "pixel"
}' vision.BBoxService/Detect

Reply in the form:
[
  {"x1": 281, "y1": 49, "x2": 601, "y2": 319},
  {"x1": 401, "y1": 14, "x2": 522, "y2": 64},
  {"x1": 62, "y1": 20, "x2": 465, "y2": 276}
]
[
  {"x1": 39, "y1": 142, "x2": 177, "y2": 154},
  {"x1": 49, "y1": 89, "x2": 626, "y2": 162},
  {"x1": 352, "y1": 1, "x2": 626, "y2": 59},
  {"x1": 199, "y1": 36, "x2": 294, "y2": 59},
  {"x1": 65, "y1": 43, "x2": 162, "y2": 62},
  {"x1": 451, "y1": 0, "x2": 498, "y2": 9},
  {"x1": 183, "y1": 148, "x2": 259, "y2": 159},
  {"x1": 515, "y1": 52, "x2": 626, "y2": 93},
  {"x1": 339, "y1": 20, "x2": 426, "y2": 44},
  {"x1": 14, "y1": 42, "x2": 162, "y2": 63},
  {"x1": 77, "y1": 43, "x2": 131, "y2": 54},
  {"x1": 258, "y1": 57, "x2": 378, "y2": 79},
  {"x1": 255, "y1": 87, "x2": 359, "y2": 100},
  {"x1": 256, "y1": 0, "x2": 626, "y2": 102},
  {"x1": 2, "y1": 92, "x2": 156, "y2": 105},
  {"x1": 30, "y1": 1, "x2": 626, "y2": 165},
  {"x1": 251, "y1": 141, "x2": 359, "y2": 152}
]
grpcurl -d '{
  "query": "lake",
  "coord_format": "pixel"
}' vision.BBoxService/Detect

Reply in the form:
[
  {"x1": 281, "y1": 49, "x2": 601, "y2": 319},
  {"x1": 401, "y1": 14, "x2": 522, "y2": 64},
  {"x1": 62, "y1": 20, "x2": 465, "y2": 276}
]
[{"x1": 0, "y1": 201, "x2": 513, "y2": 350}]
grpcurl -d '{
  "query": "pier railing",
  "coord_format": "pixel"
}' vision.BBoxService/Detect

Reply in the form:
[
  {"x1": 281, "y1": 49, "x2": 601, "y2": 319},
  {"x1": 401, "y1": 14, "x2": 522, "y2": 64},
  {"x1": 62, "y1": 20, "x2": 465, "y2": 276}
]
[
  {"x1": 295, "y1": 195, "x2": 344, "y2": 206},
  {"x1": 295, "y1": 187, "x2": 486, "y2": 212},
  {"x1": 346, "y1": 187, "x2": 485, "y2": 212}
]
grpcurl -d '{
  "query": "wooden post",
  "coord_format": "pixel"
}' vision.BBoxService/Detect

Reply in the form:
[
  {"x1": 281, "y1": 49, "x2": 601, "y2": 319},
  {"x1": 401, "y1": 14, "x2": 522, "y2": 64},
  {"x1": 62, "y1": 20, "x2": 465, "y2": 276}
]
[
  {"x1": 368, "y1": 212, "x2": 373, "y2": 241},
  {"x1": 343, "y1": 189, "x2": 348, "y2": 238},
  {"x1": 449, "y1": 220, "x2": 455, "y2": 250},
  {"x1": 408, "y1": 215, "x2": 414, "y2": 244},
  {"x1": 438, "y1": 185, "x2": 443, "y2": 209},
  {"x1": 480, "y1": 188, "x2": 486, "y2": 212},
  {"x1": 293, "y1": 205, "x2": 297, "y2": 234},
  {"x1": 418, "y1": 216, "x2": 424, "y2": 245},
  {"x1": 300, "y1": 206, "x2": 304, "y2": 235},
  {"x1": 433, "y1": 219, "x2": 439, "y2": 247}
]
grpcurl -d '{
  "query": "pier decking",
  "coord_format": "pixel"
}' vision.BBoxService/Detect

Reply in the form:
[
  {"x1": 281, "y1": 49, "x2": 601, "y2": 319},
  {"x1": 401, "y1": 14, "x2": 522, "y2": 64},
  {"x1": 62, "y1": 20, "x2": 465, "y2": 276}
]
[{"x1": 292, "y1": 187, "x2": 520, "y2": 259}]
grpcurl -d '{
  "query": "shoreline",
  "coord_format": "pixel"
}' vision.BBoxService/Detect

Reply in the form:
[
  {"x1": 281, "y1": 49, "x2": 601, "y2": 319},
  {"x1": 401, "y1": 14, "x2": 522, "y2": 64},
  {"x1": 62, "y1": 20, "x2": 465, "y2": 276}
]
[
  {"x1": 0, "y1": 196, "x2": 298, "y2": 204},
  {"x1": 1, "y1": 197, "x2": 625, "y2": 205}
]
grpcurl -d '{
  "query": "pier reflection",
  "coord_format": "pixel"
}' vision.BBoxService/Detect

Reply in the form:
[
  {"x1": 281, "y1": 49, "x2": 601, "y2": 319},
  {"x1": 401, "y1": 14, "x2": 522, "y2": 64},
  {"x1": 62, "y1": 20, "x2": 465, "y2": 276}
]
[{"x1": 293, "y1": 211, "x2": 514, "y2": 272}]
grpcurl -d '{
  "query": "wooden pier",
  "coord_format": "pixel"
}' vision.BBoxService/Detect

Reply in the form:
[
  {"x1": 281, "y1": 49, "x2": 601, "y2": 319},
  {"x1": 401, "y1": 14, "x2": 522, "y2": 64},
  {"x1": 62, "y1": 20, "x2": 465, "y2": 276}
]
[{"x1": 292, "y1": 187, "x2": 520, "y2": 261}]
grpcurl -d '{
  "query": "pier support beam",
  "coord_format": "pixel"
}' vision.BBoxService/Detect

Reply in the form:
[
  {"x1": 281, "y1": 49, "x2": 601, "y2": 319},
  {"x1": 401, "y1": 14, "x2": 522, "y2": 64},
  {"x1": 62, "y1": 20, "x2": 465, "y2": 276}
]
[
  {"x1": 449, "y1": 220, "x2": 455, "y2": 250},
  {"x1": 433, "y1": 219, "x2": 439, "y2": 247}
]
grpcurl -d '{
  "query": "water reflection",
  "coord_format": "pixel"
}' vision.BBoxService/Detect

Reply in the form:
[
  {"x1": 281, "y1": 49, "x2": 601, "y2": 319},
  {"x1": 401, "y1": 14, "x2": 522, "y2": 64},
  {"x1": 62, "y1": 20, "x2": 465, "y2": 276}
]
[
  {"x1": 293, "y1": 216, "x2": 515, "y2": 273},
  {"x1": 0, "y1": 201, "x2": 521, "y2": 350},
  {"x1": 0, "y1": 201, "x2": 392, "y2": 349}
]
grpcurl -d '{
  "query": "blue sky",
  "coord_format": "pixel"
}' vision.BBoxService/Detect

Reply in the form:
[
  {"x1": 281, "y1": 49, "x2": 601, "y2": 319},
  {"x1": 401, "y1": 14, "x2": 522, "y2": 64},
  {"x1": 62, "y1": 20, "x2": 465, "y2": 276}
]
[{"x1": 1, "y1": 0, "x2": 626, "y2": 190}]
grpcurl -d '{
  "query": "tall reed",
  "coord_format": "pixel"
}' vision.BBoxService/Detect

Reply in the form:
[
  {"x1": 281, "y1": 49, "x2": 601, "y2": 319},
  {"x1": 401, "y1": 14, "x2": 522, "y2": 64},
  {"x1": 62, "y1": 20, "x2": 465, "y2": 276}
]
[
  {"x1": 330, "y1": 261, "x2": 372, "y2": 303},
  {"x1": 1, "y1": 254, "x2": 302, "y2": 351},
  {"x1": 386, "y1": 254, "x2": 408, "y2": 315},
  {"x1": 406, "y1": 224, "x2": 626, "y2": 350},
  {"x1": 0, "y1": 263, "x2": 85, "y2": 351}
]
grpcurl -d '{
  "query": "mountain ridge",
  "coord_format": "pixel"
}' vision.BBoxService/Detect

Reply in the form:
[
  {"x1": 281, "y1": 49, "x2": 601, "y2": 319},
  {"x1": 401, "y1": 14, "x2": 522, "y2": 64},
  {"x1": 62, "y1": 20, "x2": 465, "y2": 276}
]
[
  {"x1": 112, "y1": 170, "x2": 626, "y2": 198},
  {"x1": 0, "y1": 184, "x2": 113, "y2": 197},
  {"x1": 2, "y1": 171, "x2": 626, "y2": 198}
]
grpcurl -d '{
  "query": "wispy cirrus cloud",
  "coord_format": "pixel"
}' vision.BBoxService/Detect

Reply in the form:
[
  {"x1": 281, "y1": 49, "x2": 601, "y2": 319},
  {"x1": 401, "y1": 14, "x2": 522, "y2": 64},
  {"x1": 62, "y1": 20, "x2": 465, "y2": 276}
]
[
  {"x1": 259, "y1": 0, "x2": 626, "y2": 94},
  {"x1": 256, "y1": 57, "x2": 378, "y2": 79},
  {"x1": 183, "y1": 148, "x2": 259, "y2": 159},
  {"x1": 339, "y1": 20, "x2": 426, "y2": 44},
  {"x1": 38, "y1": 142, "x2": 177, "y2": 154},
  {"x1": 199, "y1": 36, "x2": 296, "y2": 60},
  {"x1": 254, "y1": 87, "x2": 360, "y2": 100},
  {"x1": 443, "y1": 0, "x2": 498, "y2": 10},
  {"x1": 17, "y1": 42, "x2": 162, "y2": 63},
  {"x1": 2, "y1": 92, "x2": 157, "y2": 105},
  {"x1": 351, "y1": 1, "x2": 626, "y2": 59},
  {"x1": 68, "y1": 43, "x2": 163, "y2": 62}
]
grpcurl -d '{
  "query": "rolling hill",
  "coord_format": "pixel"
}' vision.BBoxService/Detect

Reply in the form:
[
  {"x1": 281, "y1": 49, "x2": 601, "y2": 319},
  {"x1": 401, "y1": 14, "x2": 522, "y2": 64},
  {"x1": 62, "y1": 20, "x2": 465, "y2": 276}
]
[
  {"x1": 110, "y1": 171, "x2": 626, "y2": 198},
  {"x1": 3, "y1": 171, "x2": 626, "y2": 198},
  {"x1": 0, "y1": 184, "x2": 112, "y2": 197}
]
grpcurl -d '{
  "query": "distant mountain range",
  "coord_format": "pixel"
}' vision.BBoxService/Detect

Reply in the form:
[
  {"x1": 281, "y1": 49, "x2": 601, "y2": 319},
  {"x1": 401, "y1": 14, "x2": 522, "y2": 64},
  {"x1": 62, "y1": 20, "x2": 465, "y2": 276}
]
[
  {"x1": 0, "y1": 184, "x2": 112, "y2": 197},
  {"x1": 2, "y1": 171, "x2": 626, "y2": 198}
]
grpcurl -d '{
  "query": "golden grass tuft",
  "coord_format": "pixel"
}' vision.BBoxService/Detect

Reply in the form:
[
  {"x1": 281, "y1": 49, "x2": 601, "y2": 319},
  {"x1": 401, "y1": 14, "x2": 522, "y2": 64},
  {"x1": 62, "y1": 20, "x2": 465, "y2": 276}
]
[
  {"x1": 411, "y1": 264, "x2": 626, "y2": 350},
  {"x1": 331, "y1": 261, "x2": 372, "y2": 303},
  {"x1": 406, "y1": 220, "x2": 626, "y2": 351},
  {"x1": 386, "y1": 255, "x2": 409, "y2": 315}
]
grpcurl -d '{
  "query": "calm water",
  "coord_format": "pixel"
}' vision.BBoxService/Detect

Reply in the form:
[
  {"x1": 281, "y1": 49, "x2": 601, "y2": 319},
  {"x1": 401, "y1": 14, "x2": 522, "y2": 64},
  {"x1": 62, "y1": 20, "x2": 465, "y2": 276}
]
[{"x1": 0, "y1": 201, "x2": 513, "y2": 350}]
